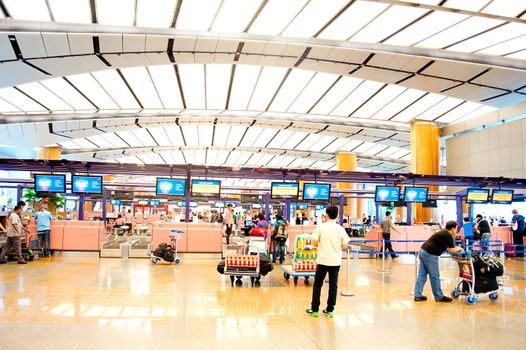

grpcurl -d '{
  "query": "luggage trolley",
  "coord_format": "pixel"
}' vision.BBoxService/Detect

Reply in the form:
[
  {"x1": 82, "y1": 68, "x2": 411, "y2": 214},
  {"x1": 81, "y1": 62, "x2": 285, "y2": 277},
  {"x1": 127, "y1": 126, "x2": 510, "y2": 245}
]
[
  {"x1": 451, "y1": 252, "x2": 503, "y2": 304},
  {"x1": 223, "y1": 243, "x2": 261, "y2": 287},
  {"x1": 281, "y1": 233, "x2": 317, "y2": 285},
  {"x1": 149, "y1": 229, "x2": 184, "y2": 264}
]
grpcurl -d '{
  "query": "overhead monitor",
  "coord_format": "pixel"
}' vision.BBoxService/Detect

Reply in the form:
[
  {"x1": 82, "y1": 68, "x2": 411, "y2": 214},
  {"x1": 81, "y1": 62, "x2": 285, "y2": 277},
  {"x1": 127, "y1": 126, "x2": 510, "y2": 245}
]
[
  {"x1": 110, "y1": 199, "x2": 121, "y2": 206},
  {"x1": 137, "y1": 199, "x2": 149, "y2": 206},
  {"x1": 315, "y1": 204, "x2": 325, "y2": 211},
  {"x1": 252, "y1": 203, "x2": 262, "y2": 209},
  {"x1": 375, "y1": 186, "x2": 400, "y2": 202},
  {"x1": 422, "y1": 199, "x2": 438, "y2": 208},
  {"x1": 34, "y1": 174, "x2": 66, "y2": 193},
  {"x1": 156, "y1": 178, "x2": 186, "y2": 196},
  {"x1": 403, "y1": 187, "x2": 429, "y2": 203},
  {"x1": 177, "y1": 201, "x2": 198, "y2": 207},
  {"x1": 191, "y1": 180, "x2": 221, "y2": 197},
  {"x1": 150, "y1": 199, "x2": 161, "y2": 206},
  {"x1": 215, "y1": 201, "x2": 225, "y2": 208},
  {"x1": 302, "y1": 183, "x2": 331, "y2": 201},
  {"x1": 297, "y1": 204, "x2": 308, "y2": 210},
  {"x1": 466, "y1": 188, "x2": 490, "y2": 204},
  {"x1": 491, "y1": 189, "x2": 514, "y2": 204},
  {"x1": 271, "y1": 182, "x2": 299, "y2": 199},
  {"x1": 71, "y1": 175, "x2": 103, "y2": 194}
]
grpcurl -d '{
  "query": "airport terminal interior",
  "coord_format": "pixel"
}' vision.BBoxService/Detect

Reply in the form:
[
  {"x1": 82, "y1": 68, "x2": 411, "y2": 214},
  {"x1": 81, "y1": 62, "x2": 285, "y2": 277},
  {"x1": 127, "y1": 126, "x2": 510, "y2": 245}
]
[{"x1": 0, "y1": 0, "x2": 526, "y2": 349}]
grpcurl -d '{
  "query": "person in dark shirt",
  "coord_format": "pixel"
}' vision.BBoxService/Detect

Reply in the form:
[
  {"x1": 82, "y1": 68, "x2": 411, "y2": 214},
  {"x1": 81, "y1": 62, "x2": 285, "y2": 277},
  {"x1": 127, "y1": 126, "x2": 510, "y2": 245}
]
[
  {"x1": 511, "y1": 209, "x2": 525, "y2": 257},
  {"x1": 414, "y1": 221, "x2": 463, "y2": 302},
  {"x1": 295, "y1": 214, "x2": 301, "y2": 225},
  {"x1": 474, "y1": 214, "x2": 491, "y2": 251}
]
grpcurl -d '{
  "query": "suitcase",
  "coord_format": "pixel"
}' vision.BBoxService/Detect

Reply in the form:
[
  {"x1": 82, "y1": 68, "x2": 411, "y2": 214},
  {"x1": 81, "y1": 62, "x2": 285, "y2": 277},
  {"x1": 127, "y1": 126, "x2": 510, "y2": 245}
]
[
  {"x1": 505, "y1": 244, "x2": 516, "y2": 257},
  {"x1": 474, "y1": 275, "x2": 499, "y2": 294}
]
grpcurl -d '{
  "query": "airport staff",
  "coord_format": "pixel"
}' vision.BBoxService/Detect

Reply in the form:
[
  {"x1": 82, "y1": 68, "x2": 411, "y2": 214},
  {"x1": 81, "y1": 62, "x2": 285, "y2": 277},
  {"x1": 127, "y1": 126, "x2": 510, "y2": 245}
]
[
  {"x1": 306, "y1": 205, "x2": 350, "y2": 318},
  {"x1": 224, "y1": 204, "x2": 234, "y2": 244},
  {"x1": 414, "y1": 221, "x2": 463, "y2": 302}
]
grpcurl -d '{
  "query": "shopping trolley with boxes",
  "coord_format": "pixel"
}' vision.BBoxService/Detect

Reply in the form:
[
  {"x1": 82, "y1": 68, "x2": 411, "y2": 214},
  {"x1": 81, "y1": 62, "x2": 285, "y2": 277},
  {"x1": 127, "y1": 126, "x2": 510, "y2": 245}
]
[
  {"x1": 223, "y1": 243, "x2": 261, "y2": 287},
  {"x1": 451, "y1": 250, "x2": 504, "y2": 304}
]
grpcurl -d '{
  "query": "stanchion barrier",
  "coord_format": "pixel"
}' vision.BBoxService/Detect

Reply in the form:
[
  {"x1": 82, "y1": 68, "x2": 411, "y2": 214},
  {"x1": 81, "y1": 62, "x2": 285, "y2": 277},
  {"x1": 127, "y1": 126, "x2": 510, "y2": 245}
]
[
  {"x1": 341, "y1": 246, "x2": 358, "y2": 297},
  {"x1": 378, "y1": 240, "x2": 389, "y2": 273}
]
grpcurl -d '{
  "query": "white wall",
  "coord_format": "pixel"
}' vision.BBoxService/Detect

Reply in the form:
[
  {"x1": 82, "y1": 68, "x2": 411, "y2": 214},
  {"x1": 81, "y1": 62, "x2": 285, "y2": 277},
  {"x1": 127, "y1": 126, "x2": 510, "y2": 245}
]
[{"x1": 446, "y1": 117, "x2": 526, "y2": 178}]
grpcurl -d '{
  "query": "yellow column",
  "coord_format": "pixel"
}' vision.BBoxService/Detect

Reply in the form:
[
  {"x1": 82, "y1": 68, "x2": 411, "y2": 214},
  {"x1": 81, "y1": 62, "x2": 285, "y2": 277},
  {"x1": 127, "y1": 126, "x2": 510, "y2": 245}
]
[
  {"x1": 336, "y1": 152, "x2": 357, "y2": 219},
  {"x1": 410, "y1": 121, "x2": 440, "y2": 223},
  {"x1": 36, "y1": 146, "x2": 61, "y2": 160}
]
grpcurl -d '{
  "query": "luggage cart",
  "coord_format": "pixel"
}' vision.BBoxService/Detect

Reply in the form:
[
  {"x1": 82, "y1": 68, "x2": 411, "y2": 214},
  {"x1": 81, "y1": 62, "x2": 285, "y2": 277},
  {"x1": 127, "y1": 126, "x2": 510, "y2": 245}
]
[
  {"x1": 223, "y1": 244, "x2": 261, "y2": 287},
  {"x1": 149, "y1": 230, "x2": 184, "y2": 264},
  {"x1": 451, "y1": 252, "x2": 503, "y2": 304},
  {"x1": 281, "y1": 234, "x2": 317, "y2": 285}
]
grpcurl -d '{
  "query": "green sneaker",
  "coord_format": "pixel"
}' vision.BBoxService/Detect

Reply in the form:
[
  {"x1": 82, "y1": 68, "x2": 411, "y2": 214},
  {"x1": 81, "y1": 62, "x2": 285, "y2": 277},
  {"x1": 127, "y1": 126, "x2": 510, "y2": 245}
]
[
  {"x1": 322, "y1": 309, "x2": 334, "y2": 318},
  {"x1": 306, "y1": 309, "x2": 319, "y2": 317}
]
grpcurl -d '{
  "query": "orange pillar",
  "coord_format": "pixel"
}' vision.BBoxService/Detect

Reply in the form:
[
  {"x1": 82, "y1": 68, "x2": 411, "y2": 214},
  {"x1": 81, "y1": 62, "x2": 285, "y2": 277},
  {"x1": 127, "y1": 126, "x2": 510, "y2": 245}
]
[
  {"x1": 411, "y1": 121, "x2": 440, "y2": 223},
  {"x1": 36, "y1": 146, "x2": 61, "y2": 160},
  {"x1": 336, "y1": 152, "x2": 357, "y2": 219}
]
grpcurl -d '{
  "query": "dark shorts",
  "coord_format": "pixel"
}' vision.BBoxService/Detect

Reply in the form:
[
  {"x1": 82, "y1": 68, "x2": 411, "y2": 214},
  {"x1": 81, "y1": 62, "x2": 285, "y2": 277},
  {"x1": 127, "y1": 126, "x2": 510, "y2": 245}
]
[{"x1": 225, "y1": 225, "x2": 232, "y2": 235}]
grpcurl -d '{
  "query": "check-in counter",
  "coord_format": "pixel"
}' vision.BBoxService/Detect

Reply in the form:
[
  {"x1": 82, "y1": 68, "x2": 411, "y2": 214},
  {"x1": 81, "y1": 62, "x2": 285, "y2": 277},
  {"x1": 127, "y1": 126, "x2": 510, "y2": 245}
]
[
  {"x1": 151, "y1": 222, "x2": 188, "y2": 252},
  {"x1": 26, "y1": 220, "x2": 66, "y2": 250},
  {"x1": 491, "y1": 226, "x2": 512, "y2": 244},
  {"x1": 186, "y1": 223, "x2": 223, "y2": 253},
  {"x1": 62, "y1": 220, "x2": 103, "y2": 251},
  {"x1": 366, "y1": 225, "x2": 437, "y2": 252}
]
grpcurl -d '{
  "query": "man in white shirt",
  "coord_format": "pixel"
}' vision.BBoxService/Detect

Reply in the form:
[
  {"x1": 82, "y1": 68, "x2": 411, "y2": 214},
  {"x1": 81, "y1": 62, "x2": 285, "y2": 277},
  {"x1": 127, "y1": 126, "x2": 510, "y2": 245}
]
[{"x1": 306, "y1": 205, "x2": 350, "y2": 318}]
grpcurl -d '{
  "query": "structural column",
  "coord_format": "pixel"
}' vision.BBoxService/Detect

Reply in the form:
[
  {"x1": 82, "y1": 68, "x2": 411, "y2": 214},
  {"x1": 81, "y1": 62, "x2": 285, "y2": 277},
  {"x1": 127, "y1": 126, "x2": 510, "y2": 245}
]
[
  {"x1": 336, "y1": 152, "x2": 357, "y2": 219},
  {"x1": 35, "y1": 146, "x2": 61, "y2": 160},
  {"x1": 410, "y1": 121, "x2": 440, "y2": 223}
]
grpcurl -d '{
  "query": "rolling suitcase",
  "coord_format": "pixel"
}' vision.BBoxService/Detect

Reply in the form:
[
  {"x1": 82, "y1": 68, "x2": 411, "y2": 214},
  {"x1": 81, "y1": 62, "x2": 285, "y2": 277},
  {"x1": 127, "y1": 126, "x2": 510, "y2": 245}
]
[{"x1": 504, "y1": 244, "x2": 516, "y2": 257}]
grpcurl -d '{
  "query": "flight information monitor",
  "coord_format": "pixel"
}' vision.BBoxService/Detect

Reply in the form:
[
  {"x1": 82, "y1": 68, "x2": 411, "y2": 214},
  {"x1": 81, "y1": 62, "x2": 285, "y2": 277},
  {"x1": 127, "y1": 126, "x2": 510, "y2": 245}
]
[
  {"x1": 271, "y1": 182, "x2": 299, "y2": 199},
  {"x1": 403, "y1": 187, "x2": 429, "y2": 203},
  {"x1": 150, "y1": 199, "x2": 161, "y2": 206},
  {"x1": 156, "y1": 178, "x2": 186, "y2": 196},
  {"x1": 491, "y1": 189, "x2": 514, "y2": 204},
  {"x1": 297, "y1": 204, "x2": 308, "y2": 210},
  {"x1": 466, "y1": 188, "x2": 490, "y2": 204},
  {"x1": 191, "y1": 180, "x2": 221, "y2": 197},
  {"x1": 302, "y1": 183, "x2": 331, "y2": 201},
  {"x1": 34, "y1": 174, "x2": 66, "y2": 193},
  {"x1": 375, "y1": 186, "x2": 400, "y2": 202},
  {"x1": 71, "y1": 175, "x2": 103, "y2": 194},
  {"x1": 215, "y1": 202, "x2": 225, "y2": 208},
  {"x1": 252, "y1": 203, "x2": 262, "y2": 209}
]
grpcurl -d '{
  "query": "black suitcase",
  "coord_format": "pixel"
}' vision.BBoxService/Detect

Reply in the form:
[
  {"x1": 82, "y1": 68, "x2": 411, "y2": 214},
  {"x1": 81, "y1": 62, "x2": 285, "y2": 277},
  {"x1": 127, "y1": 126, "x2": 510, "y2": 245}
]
[{"x1": 474, "y1": 275, "x2": 499, "y2": 294}]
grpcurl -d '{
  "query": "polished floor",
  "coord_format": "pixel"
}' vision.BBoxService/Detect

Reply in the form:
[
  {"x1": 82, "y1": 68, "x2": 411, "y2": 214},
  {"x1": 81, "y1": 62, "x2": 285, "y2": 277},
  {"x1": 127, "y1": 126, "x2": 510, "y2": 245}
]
[{"x1": 0, "y1": 253, "x2": 525, "y2": 350}]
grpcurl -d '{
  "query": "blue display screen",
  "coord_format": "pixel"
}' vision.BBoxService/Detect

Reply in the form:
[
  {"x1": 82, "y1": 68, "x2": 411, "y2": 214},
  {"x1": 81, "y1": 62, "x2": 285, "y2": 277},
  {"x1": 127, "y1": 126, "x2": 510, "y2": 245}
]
[
  {"x1": 297, "y1": 204, "x2": 308, "y2": 210},
  {"x1": 403, "y1": 187, "x2": 428, "y2": 203},
  {"x1": 252, "y1": 203, "x2": 262, "y2": 209},
  {"x1": 303, "y1": 183, "x2": 331, "y2": 200},
  {"x1": 72, "y1": 175, "x2": 103, "y2": 194},
  {"x1": 150, "y1": 199, "x2": 161, "y2": 206},
  {"x1": 156, "y1": 178, "x2": 186, "y2": 196},
  {"x1": 215, "y1": 202, "x2": 225, "y2": 208},
  {"x1": 34, "y1": 174, "x2": 66, "y2": 193},
  {"x1": 176, "y1": 201, "x2": 198, "y2": 207},
  {"x1": 315, "y1": 204, "x2": 325, "y2": 210},
  {"x1": 375, "y1": 186, "x2": 400, "y2": 202},
  {"x1": 110, "y1": 199, "x2": 121, "y2": 206}
]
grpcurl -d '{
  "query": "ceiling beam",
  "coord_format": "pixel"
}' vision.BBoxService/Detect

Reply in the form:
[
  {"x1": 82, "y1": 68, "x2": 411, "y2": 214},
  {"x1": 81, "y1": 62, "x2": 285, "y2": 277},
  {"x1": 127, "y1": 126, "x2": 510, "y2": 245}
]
[{"x1": 0, "y1": 22, "x2": 524, "y2": 70}]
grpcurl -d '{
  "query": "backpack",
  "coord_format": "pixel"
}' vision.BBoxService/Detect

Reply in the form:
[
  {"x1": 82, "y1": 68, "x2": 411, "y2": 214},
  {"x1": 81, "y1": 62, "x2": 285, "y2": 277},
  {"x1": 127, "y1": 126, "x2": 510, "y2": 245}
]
[{"x1": 274, "y1": 223, "x2": 288, "y2": 242}]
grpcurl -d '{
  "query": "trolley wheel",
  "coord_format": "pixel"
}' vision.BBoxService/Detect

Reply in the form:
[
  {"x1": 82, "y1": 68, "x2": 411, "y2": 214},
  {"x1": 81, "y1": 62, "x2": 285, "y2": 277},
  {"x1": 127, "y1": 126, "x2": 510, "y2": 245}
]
[
  {"x1": 304, "y1": 277, "x2": 310, "y2": 285},
  {"x1": 235, "y1": 279, "x2": 243, "y2": 287},
  {"x1": 283, "y1": 272, "x2": 290, "y2": 281},
  {"x1": 174, "y1": 257, "x2": 181, "y2": 264},
  {"x1": 255, "y1": 280, "x2": 261, "y2": 287},
  {"x1": 489, "y1": 292, "x2": 499, "y2": 301},
  {"x1": 293, "y1": 276, "x2": 298, "y2": 285},
  {"x1": 451, "y1": 289, "x2": 460, "y2": 299},
  {"x1": 230, "y1": 276, "x2": 235, "y2": 286},
  {"x1": 466, "y1": 295, "x2": 477, "y2": 304}
]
